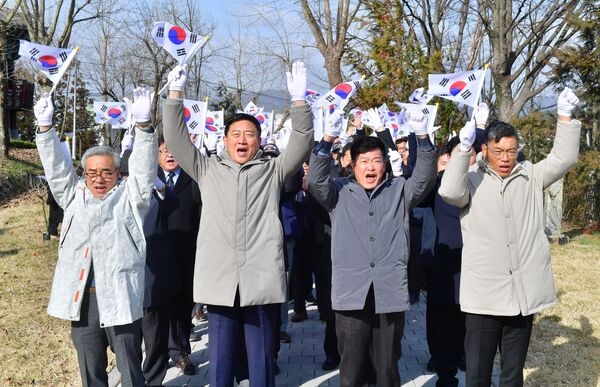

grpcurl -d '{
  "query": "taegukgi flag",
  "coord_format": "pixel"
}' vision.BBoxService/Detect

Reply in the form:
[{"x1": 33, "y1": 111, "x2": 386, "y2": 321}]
[
  {"x1": 152, "y1": 21, "x2": 210, "y2": 64},
  {"x1": 182, "y1": 99, "x2": 208, "y2": 135},
  {"x1": 255, "y1": 111, "x2": 274, "y2": 144},
  {"x1": 18, "y1": 40, "x2": 78, "y2": 90},
  {"x1": 243, "y1": 101, "x2": 263, "y2": 115},
  {"x1": 93, "y1": 101, "x2": 130, "y2": 129},
  {"x1": 396, "y1": 102, "x2": 439, "y2": 143},
  {"x1": 313, "y1": 78, "x2": 363, "y2": 111},
  {"x1": 427, "y1": 68, "x2": 487, "y2": 108},
  {"x1": 205, "y1": 110, "x2": 224, "y2": 137}
]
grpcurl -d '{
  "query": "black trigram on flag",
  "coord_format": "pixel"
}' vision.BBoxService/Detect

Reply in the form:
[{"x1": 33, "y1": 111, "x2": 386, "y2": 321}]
[
  {"x1": 49, "y1": 68, "x2": 58, "y2": 75},
  {"x1": 120, "y1": 104, "x2": 127, "y2": 110},
  {"x1": 325, "y1": 95, "x2": 336, "y2": 103},
  {"x1": 460, "y1": 90, "x2": 472, "y2": 100},
  {"x1": 59, "y1": 52, "x2": 68, "y2": 61},
  {"x1": 100, "y1": 105, "x2": 108, "y2": 112},
  {"x1": 177, "y1": 48, "x2": 186, "y2": 56},
  {"x1": 192, "y1": 104, "x2": 201, "y2": 113},
  {"x1": 468, "y1": 74, "x2": 476, "y2": 82},
  {"x1": 29, "y1": 48, "x2": 40, "y2": 61},
  {"x1": 156, "y1": 27, "x2": 164, "y2": 38},
  {"x1": 421, "y1": 108, "x2": 430, "y2": 115},
  {"x1": 117, "y1": 117, "x2": 126, "y2": 125},
  {"x1": 189, "y1": 121, "x2": 198, "y2": 130},
  {"x1": 438, "y1": 78, "x2": 450, "y2": 87},
  {"x1": 352, "y1": 80, "x2": 360, "y2": 88},
  {"x1": 190, "y1": 34, "x2": 198, "y2": 43}
]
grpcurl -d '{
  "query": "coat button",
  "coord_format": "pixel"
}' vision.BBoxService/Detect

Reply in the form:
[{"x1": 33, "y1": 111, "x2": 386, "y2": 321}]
[
  {"x1": 370, "y1": 262, "x2": 375, "y2": 267},
  {"x1": 369, "y1": 211, "x2": 374, "y2": 216},
  {"x1": 370, "y1": 236, "x2": 375, "y2": 242}
]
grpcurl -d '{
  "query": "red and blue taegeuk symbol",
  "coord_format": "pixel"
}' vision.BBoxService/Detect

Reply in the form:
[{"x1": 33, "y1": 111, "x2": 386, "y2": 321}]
[
  {"x1": 183, "y1": 107, "x2": 191, "y2": 122},
  {"x1": 328, "y1": 105, "x2": 336, "y2": 114},
  {"x1": 38, "y1": 55, "x2": 58, "y2": 68},
  {"x1": 255, "y1": 114, "x2": 265, "y2": 125},
  {"x1": 205, "y1": 117, "x2": 218, "y2": 132},
  {"x1": 334, "y1": 83, "x2": 353, "y2": 99},
  {"x1": 449, "y1": 81, "x2": 467, "y2": 96},
  {"x1": 107, "y1": 107, "x2": 122, "y2": 119},
  {"x1": 168, "y1": 26, "x2": 187, "y2": 45}
]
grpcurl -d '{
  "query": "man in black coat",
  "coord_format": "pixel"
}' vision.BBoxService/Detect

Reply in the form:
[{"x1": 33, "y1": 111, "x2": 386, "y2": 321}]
[{"x1": 157, "y1": 136, "x2": 202, "y2": 375}]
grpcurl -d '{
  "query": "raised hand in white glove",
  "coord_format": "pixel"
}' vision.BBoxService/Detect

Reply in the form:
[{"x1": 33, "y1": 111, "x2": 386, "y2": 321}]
[
  {"x1": 325, "y1": 110, "x2": 344, "y2": 138},
  {"x1": 388, "y1": 149, "x2": 403, "y2": 177},
  {"x1": 363, "y1": 108, "x2": 385, "y2": 131},
  {"x1": 405, "y1": 111, "x2": 428, "y2": 136},
  {"x1": 204, "y1": 132, "x2": 219, "y2": 153},
  {"x1": 34, "y1": 93, "x2": 54, "y2": 127},
  {"x1": 286, "y1": 61, "x2": 307, "y2": 102},
  {"x1": 459, "y1": 120, "x2": 476, "y2": 152},
  {"x1": 154, "y1": 176, "x2": 166, "y2": 193},
  {"x1": 557, "y1": 87, "x2": 579, "y2": 117},
  {"x1": 124, "y1": 87, "x2": 153, "y2": 123},
  {"x1": 474, "y1": 102, "x2": 489, "y2": 128},
  {"x1": 120, "y1": 133, "x2": 134, "y2": 156},
  {"x1": 168, "y1": 64, "x2": 188, "y2": 92}
]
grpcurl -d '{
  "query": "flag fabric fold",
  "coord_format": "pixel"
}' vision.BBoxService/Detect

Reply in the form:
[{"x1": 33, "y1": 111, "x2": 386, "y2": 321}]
[
  {"x1": 427, "y1": 68, "x2": 487, "y2": 108},
  {"x1": 182, "y1": 99, "x2": 208, "y2": 134}
]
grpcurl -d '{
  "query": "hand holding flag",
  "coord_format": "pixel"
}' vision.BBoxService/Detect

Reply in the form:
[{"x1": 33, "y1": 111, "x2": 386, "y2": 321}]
[{"x1": 34, "y1": 93, "x2": 54, "y2": 127}]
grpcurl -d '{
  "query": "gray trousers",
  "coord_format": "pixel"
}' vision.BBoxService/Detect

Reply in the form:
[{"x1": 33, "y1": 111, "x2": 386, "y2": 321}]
[
  {"x1": 71, "y1": 290, "x2": 144, "y2": 387},
  {"x1": 335, "y1": 286, "x2": 405, "y2": 387}
]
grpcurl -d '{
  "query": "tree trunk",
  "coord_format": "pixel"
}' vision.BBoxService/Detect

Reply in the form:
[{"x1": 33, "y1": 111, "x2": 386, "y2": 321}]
[{"x1": 0, "y1": 31, "x2": 9, "y2": 158}]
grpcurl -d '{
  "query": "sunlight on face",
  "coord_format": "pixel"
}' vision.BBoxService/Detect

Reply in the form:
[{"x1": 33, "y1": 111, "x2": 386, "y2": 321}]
[
  {"x1": 223, "y1": 120, "x2": 261, "y2": 165},
  {"x1": 352, "y1": 149, "x2": 386, "y2": 190},
  {"x1": 482, "y1": 136, "x2": 519, "y2": 178}
]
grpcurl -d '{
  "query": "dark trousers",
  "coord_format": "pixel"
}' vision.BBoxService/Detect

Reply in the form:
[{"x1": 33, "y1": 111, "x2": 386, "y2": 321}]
[
  {"x1": 71, "y1": 291, "x2": 144, "y2": 387},
  {"x1": 335, "y1": 286, "x2": 405, "y2": 387},
  {"x1": 168, "y1": 295, "x2": 195, "y2": 361},
  {"x1": 465, "y1": 313, "x2": 533, "y2": 387},
  {"x1": 290, "y1": 234, "x2": 313, "y2": 314},
  {"x1": 206, "y1": 295, "x2": 278, "y2": 387},
  {"x1": 427, "y1": 303, "x2": 465, "y2": 387},
  {"x1": 141, "y1": 302, "x2": 170, "y2": 386}
]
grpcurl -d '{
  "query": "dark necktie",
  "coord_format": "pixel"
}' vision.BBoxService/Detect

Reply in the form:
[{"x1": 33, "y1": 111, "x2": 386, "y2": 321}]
[{"x1": 166, "y1": 172, "x2": 175, "y2": 190}]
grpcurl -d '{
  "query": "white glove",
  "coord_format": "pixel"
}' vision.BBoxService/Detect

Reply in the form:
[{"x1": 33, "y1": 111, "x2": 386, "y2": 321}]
[
  {"x1": 459, "y1": 120, "x2": 476, "y2": 152},
  {"x1": 474, "y1": 102, "x2": 489, "y2": 128},
  {"x1": 405, "y1": 111, "x2": 428, "y2": 136},
  {"x1": 34, "y1": 93, "x2": 54, "y2": 127},
  {"x1": 557, "y1": 87, "x2": 579, "y2": 117},
  {"x1": 325, "y1": 110, "x2": 344, "y2": 138},
  {"x1": 204, "y1": 132, "x2": 218, "y2": 152},
  {"x1": 286, "y1": 61, "x2": 307, "y2": 102},
  {"x1": 388, "y1": 149, "x2": 403, "y2": 177},
  {"x1": 154, "y1": 176, "x2": 166, "y2": 192},
  {"x1": 168, "y1": 64, "x2": 188, "y2": 92},
  {"x1": 120, "y1": 133, "x2": 134, "y2": 156},
  {"x1": 363, "y1": 108, "x2": 385, "y2": 131},
  {"x1": 124, "y1": 87, "x2": 153, "y2": 123}
]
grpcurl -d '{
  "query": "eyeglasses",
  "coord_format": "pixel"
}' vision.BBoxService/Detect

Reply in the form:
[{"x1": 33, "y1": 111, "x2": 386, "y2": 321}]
[
  {"x1": 490, "y1": 148, "x2": 518, "y2": 158},
  {"x1": 85, "y1": 169, "x2": 115, "y2": 181}
]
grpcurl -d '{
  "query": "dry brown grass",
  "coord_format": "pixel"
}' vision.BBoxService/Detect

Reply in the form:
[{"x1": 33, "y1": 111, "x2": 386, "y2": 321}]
[{"x1": 524, "y1": 233, "x2": 600, "y2": 386}]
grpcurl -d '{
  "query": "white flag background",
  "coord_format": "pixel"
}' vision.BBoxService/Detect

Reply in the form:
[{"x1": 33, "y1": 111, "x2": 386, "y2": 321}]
[
  {"x1": 397, "y1": 103, "x2": 439, "y2": 143},
  {"x1": 427, "y1": 69, "x2": 487, "y2": 108},
  {"x1": 18, "y1": 40, "x2": 78, "y2": 88},
  {"x1": 152, "y1": 21, "x2": 210, "y2": 64},
  {"x1": 243, "y1": 101, "x2": 263, "y2": 115},
  {"x1": 255, "y1": 111, "x2": 274, "y2": 144},
  {"x1": 93, "y1": 101, "x2": 130, "y2": 128},
  {"x1": 182, "y1": 99, "x2": 208, "y2": 134}
]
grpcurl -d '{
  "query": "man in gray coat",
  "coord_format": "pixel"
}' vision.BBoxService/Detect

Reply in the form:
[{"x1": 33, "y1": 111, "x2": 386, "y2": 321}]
[
  {"x1": 34, "y1": 88, "x2": 157, "y2": 386},
  {"x1": 162, "y1": 61, "x2": 313, "y2": 386},
  {"x1": 438, "y1": 88, "x2": 580, "y2": 387},
  {"x1": 308, "y1": 111, "x2": 437, "y2": 387}
]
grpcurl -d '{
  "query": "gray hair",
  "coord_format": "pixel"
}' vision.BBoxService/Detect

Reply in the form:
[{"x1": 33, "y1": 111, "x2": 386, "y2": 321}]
[{"x1": 81, "y1": 146, "x2": 120, "y2": 170}]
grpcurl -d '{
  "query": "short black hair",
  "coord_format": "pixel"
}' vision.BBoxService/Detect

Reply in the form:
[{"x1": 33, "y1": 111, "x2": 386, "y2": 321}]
[
  {"x1": 446, "y1": 136, "x2": 461, "y2": 154},
  {"x1": 395, "y1": 136, "x2": 408, "y2": 145},
  {"x1": 350, "y1": 136, "x2": 387, "y2": 163},
  {"x1": 484, "y1": 121, "x2": 519, "y2": 145},
  {"x1": 224, "y1": 113, "x2": 261, "y2": 136}
]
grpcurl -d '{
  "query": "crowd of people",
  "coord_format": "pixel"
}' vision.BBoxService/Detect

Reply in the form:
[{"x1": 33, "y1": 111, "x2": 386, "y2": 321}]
[{"x1": 33, "y1": 59, "x2": 581, "y2": 387}]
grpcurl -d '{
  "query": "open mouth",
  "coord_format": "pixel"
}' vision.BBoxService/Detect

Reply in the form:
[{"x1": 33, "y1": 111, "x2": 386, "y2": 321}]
[
  {"x1": 237, "y1": 147, "x2": 249, "y2": 158},
  {"x1": 365, "y1": 173, "x2": 377, "y2": 183}
]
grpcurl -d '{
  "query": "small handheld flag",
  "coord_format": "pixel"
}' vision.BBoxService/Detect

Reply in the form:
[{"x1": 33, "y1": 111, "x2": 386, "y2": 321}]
[
  {"x1": 93, "y1": 101, "x2": 130, "y2": 129},
  {"x1": 18, "y1": 40, "x2": 79, "y2": 94}
]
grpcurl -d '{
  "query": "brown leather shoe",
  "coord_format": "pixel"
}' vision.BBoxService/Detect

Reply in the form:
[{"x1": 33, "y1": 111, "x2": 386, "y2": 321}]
[{"x1": 175, "y1": 356, "x2": 196, "y2": 375}]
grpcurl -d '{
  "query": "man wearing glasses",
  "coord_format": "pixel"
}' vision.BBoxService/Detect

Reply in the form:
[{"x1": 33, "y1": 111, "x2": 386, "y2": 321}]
[
  {"x1": 439, "y1": 88, "x2": 581, "y2": 387},
  {"x1": 34, "y1": 89, "x2": 156, "y2": 387}
]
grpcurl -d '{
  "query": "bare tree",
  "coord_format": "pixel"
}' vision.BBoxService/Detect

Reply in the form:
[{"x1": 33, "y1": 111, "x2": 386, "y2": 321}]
[{"x1": 299, "y1": 0, "x2": 363, "y2": 87}]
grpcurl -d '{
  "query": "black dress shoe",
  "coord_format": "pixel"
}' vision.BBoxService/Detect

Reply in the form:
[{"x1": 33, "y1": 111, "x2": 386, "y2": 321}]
[
  {"x1": 291, "y1": 311, "x2": 307, "y2": 322},
  {"x1": 175, "y1": 356, "x2": 196, "y2": 375},
  {"x1": 321, "y1": 357, "x2": 340, "y2": 371},
  {"x1": 279, "y1": 331, "x2": 291, "y2": 343}
]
